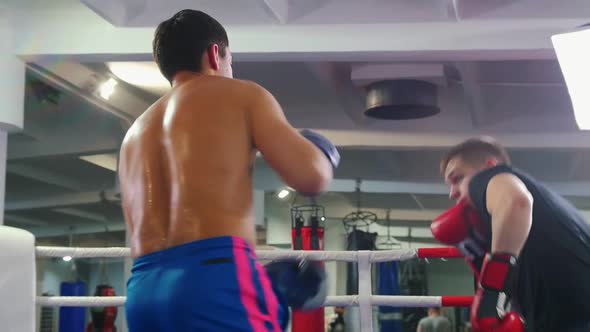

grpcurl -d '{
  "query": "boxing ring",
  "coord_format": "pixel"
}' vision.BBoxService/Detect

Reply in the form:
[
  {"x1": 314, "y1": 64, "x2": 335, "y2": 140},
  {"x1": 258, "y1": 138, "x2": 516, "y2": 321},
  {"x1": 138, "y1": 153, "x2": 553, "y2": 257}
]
[{"x1": 2, "y1": 226, "x2": 473, "y2": 332}]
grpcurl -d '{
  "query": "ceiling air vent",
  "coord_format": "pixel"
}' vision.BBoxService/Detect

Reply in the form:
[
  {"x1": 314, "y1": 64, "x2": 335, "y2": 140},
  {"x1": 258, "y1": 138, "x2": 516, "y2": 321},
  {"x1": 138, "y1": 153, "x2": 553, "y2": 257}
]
[{"x1": 365, "y1": 79, "x2": 439, "y2": 120}]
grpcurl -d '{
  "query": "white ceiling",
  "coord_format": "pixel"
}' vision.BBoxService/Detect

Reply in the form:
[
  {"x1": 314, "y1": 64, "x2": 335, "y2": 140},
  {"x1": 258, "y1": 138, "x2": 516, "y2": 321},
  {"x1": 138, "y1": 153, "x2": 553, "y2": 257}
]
[
  {"x1": 78, "y1": 0, "x2": 590, "y2": 26},
  {"x1": 4, "y1": 0, "x2": 590, "y2": 247}
]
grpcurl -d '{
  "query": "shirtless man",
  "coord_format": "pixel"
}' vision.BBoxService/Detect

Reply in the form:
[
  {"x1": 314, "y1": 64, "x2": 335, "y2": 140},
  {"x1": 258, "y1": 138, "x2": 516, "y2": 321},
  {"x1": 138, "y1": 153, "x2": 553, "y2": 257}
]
[{"x1": 118, "y1": 9, "x2": 339, "y2": 332}]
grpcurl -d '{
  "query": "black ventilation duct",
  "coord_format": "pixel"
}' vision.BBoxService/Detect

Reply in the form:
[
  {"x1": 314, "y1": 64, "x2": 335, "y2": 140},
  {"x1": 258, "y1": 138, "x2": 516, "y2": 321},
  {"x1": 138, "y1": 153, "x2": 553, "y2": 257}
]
[
  {"x1": 29, "y1": 78, "x2": 62, "y2": 106},
  {"x1": 364, "y1": 79, "x2": 439, "y2": 120}
]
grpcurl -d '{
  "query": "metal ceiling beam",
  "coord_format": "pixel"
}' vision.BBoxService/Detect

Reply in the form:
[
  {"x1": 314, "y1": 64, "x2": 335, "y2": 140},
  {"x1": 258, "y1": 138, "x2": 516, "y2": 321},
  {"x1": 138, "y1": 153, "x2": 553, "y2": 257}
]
[
  {"x1": 25, "y1": 221, "x2": 125, "y2": 238},
  {"x1": 257, "y1": 0, "x2": 333, "y2": 24},
  {"x1": 4, "y1": 214, "x2": 49, "y2": 226},
  {"x1": 14, "y1": 1, "x2": 578, "y2": 62},
  {"x1": 53, "y1": 208, "x2": 108, "y2": 223},
  {"x1": 81, "y1": 0, "x2": 147, "y2": 27},
  {"x1": 7, "y1": 163, "x2": 83, "y2": 191},
  {"x1": 455, "y1": 62, "x2": 487, "y2": 127},
  {"x1": 8, "y1": 135, "x2": 119, "y2": 161},
  {"x1": 258, "y1": 0, "x2": 289, "y2": 24},
  {"x1": 5, "y1": 191, "x2": 118, "y2": 211},
  {"x1": 450, "y1": 0, "x2": 517, "y2": 20}
]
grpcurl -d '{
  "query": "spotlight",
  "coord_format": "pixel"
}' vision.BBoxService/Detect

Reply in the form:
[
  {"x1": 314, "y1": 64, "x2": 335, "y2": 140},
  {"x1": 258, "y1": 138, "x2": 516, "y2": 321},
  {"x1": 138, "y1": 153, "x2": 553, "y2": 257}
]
[
  {"x1": 62, "y1": 256, "x2": 72, "y2": 262},
  {"x1": 277, "y1": 189, "x2": 290, "y2": 199},
  {"x1": 552, "y1": 24, "x2": 590, "y2": 130},
  {"x1": 99, "y1": 78, "x2": 118, "y2": 100}
]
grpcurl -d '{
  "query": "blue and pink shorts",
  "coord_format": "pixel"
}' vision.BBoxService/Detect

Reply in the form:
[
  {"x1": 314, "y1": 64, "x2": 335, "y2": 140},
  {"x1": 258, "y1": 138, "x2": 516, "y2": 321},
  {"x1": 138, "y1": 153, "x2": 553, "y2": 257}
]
[{"x1": 126, "y1": 236, "x2": 289, "y2": 331}]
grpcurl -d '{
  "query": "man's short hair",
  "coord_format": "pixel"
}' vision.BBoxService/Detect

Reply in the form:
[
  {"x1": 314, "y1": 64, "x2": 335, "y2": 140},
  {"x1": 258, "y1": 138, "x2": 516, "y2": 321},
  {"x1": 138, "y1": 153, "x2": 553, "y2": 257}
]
[
  {"x1": 153, "y1": 9, "x2": 229, "y2": 83},
  {"x1": 440, "y1": 137, "x2": 511, "y2": 175}
]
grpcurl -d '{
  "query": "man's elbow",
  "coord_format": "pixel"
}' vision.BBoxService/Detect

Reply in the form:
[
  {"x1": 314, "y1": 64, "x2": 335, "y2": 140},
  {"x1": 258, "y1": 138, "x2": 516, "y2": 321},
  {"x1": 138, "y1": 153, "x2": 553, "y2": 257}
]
[
  {"x1": 509, "y1": 190, "x2": 533, "y2": 214},
  {"x1": 295, "y1": 160, "x2": 333, "y2": 196},
  {"x1": 313, "y1": 171, "x2": 333, "y2": 194},
  {"x1": 502, "y1": 190, "x2": 534, "y2": 234},
  {"x1": 489, "y1": 174, "x2": 533, "y2": 216},
  {"x1": 491, "y1": 190, "x2": 533, "y2": 254}
]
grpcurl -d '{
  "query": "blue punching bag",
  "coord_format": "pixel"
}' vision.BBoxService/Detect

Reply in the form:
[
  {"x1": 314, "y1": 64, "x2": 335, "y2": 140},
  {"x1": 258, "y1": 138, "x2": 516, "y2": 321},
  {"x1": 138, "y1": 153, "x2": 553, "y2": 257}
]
[
  {"x1": 59, "y1": 281, "x2": 87, "y2": 332},
  {"x1": 378, "y1": 262, "x2": 402, "y2": 332}
]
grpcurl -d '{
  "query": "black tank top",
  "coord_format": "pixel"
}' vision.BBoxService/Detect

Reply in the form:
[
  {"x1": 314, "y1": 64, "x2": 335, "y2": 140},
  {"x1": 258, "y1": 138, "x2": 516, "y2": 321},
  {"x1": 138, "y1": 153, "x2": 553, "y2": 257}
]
[{"x1": 468, "y1": 165, "x2": 590, "y2": 331}]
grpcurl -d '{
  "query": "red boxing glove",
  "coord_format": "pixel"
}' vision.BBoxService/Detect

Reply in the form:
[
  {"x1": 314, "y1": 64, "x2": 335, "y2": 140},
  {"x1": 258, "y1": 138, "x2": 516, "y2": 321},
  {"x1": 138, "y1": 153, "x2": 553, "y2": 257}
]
[
  {"x1": 431, "y1": 200, "x2": 490, "y2": 276},
  {"x1": 471, "y1": 253, "x2": 525, "y2": 332}
]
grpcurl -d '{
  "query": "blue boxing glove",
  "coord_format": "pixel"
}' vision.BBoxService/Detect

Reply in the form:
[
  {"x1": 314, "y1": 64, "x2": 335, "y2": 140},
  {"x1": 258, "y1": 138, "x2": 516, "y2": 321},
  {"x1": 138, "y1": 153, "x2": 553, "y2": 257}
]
[
  {"x1": 300, "y1": 129, "x2": 340, "y2": 168},
  {"x1": 265, "y1": 259, "x2": 328, "y2": 311}
]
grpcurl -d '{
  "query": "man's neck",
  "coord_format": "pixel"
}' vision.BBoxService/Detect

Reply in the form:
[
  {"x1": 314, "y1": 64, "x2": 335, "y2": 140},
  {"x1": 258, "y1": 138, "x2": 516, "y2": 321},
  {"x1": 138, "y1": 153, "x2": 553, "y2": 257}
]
[{"x1": 172, "y1": 70, "x2": 216, "y2": 87}]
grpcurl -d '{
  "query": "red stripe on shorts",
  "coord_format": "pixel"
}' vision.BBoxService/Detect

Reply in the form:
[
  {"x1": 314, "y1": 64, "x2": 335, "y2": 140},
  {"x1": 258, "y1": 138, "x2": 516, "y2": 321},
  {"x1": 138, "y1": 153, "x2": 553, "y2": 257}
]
[{"x1": 233, "y1": 238, "x2": 268, "y2": 331}]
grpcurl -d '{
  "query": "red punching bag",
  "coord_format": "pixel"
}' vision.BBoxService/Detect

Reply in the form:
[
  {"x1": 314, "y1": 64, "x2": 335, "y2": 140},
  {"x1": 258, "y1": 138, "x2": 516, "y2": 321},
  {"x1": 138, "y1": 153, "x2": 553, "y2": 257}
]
[
  {"x1": 291, "y1": 206, "x2": 325, "y2": 332},
  {"x1": 86, "y1": 285, "x2": 118, "y2": 332}
]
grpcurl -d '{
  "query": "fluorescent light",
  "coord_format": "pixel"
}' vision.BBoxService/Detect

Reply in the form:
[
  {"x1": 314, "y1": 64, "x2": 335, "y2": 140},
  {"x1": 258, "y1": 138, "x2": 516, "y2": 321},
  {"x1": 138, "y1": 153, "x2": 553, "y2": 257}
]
[
  {"x1": 552, "y1": 26, "x2": 590, "y2": 130},
  {"x1": 107, "y1": 62, "x2": 170, "y2": 95},
  {"x1": 62, "y1": 256, "x2": 72, "y2": 262},
  {"x1": 99, "y1": 78, "x2": 117, "y2": 100},
  {"x1": 277, "y1": 189, "x2": 290, "y2": 199},
  {"x1": 80, "y1": 153, "x2": 118, "y2": 171}
]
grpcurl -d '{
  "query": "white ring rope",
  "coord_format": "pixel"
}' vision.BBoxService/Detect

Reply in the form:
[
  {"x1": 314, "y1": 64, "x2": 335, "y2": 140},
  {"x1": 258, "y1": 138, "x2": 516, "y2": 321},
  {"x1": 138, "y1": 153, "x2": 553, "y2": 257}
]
[
  {"x1": 36, "y1": 246, "x2": 419, "y2": 262},
  {"x1": 36, "y1": 246, "x2": 130, "y2": 258},
  {"x1": 36, "y1": 296, "x2": 127, "y2": 307},
  {"x1": 35, "y1": 295, "x2": 442, "y2": 308},
  {"x1": 34, "y1": 243, "x2": 468, "y2": 332}
]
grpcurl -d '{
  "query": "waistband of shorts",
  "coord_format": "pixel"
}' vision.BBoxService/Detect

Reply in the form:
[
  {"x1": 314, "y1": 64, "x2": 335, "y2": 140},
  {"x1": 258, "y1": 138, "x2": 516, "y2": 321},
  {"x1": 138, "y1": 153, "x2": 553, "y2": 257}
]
[{"x1": 132, "y1": 236, "x2": 254, "y2": 271}]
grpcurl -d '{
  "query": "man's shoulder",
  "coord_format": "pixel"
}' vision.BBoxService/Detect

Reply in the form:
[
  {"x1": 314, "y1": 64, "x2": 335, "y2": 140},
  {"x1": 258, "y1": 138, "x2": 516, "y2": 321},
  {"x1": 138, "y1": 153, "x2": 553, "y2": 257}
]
[
  {"x1": 206, "y1": 76, "x2": 261, "y2": 91},
  {"x1": 469, "y1": 165, "x2": 522, "y2": 196},
  {"x1": 472, "y1": 164, "x2": 516, "y2": 182},
  {"x1": 417, "y1": 316, "x2": 431, "y2": 325},
  {"x1": 434, "y1": 315, "x2": 451, "y2": 324},
  {"x1": 201, "y1": 77, "x2": 271, "y2": 105},
  {"x1": 473, "y1": 164, "x2": 541, "y2": 186},
  {"x1": 122, "y1": 97, "x2": 168, "y2": 142}
]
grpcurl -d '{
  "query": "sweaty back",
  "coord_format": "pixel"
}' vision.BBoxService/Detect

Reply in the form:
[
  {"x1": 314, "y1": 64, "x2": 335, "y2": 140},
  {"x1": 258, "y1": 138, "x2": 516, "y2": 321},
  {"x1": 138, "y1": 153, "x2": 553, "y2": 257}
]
[{"x1": 119, "y1": 76, "x2": 258, "y2": 257}]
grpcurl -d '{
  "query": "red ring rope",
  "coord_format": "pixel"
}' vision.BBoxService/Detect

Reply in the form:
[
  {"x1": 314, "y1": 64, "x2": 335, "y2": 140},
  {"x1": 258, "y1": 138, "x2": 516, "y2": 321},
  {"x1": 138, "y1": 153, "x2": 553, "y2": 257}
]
[
  {"x1": 417, "y1": 247, "x2": 463, "y2": 259},
  {"x1": 441, "y1": 296, "x2": 473, "y2": 307}
]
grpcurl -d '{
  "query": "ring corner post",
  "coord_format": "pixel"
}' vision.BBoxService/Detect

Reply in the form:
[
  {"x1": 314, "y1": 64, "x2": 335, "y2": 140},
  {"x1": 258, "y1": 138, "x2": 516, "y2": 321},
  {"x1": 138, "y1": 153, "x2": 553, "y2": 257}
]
[{"x1": 0, "y1": 226, "x2": 37, "y2": 332}]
